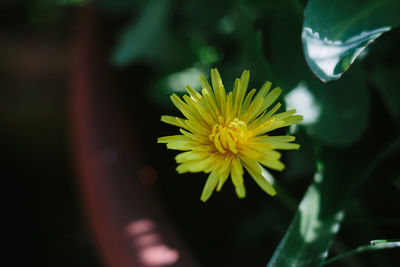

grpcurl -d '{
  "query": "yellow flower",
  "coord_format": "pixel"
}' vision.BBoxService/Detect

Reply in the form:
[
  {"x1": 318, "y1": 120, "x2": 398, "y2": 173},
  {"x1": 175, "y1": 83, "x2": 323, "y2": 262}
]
[{"x1": 158, "y1": 69, "x2": 303, "y2": 201}]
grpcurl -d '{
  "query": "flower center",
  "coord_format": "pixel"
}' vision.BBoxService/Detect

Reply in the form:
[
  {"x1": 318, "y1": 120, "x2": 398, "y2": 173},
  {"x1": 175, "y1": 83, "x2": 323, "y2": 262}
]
[{"x1": 209, "y1": 117, "x2": 248, "y2": 154}]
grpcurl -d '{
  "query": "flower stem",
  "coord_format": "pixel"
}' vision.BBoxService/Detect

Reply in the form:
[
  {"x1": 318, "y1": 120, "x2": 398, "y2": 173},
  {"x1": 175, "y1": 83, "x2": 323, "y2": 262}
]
[{"x1": 324, "y1": 239, "x2": 400, "y2": 265}]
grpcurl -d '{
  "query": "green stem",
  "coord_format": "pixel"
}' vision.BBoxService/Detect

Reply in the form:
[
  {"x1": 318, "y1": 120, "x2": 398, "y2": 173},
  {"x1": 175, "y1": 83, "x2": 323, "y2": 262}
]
[
  {"x1": 363, "y1": 134, "x2": 400, "y2": 182},
  {"x1": 324, "y1": 239, "x2": 400, "y2": 265}
]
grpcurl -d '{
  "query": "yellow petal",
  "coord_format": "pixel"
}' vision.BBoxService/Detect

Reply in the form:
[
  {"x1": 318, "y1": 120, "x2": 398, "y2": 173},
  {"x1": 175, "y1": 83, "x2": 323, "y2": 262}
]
[
  {"x1": 175, "y1": 151, "x2": 208, "y2": 163},
  {"x1": 241, "y1": 158, "x2": 276, "y2": 196},
  {"x1": 235, "y1": 183, "x2": 246, "y2": 198},
  {"x1": 201, "y1": 171, "x2": 219, "y2": 202},
  {"x1": 185, "y1": 84, "x2": 202, "y2": 100},
  {"x1": 249, "y1": 102, "x2": 281, "y2": 129},
  {"x1": 217, "y1": 85, "x2": 227, "y2": 116},
  {"x1": 232, "y1": 78, "x2": 241, "y2": 116},
  {"x1": 239, "y1": 147, "x2": 262, "y2": 160},
  {"x1": 216, "y1": 158, "x2": 232, "y2": 191},
  {"x1": 170, "y1": 94, "x2": 198, "y2": 122},
  {"x1": 234, "y1": 70, "x2": 250, "y2": 115},
  {"x1": 254, "y1": 81, "x2": 272, "y2": 100},
  {"x1": 225, "y1": 92, "x2": 233, "y2": 120},
  {"x1": 160, "y1": 115, "x2": 187, "y2": 129},
  {"x1": 239, "y1": 70, "x2": 250, "y2": 96},
  {"x1": 272, "y1": 109, "x2": 297, "y2": 120},
  {"x1": 256, "y1": 148, "x2": 282, "y2": 160},
  {"x1": 261, "y1": 87, "x2": 282, "y2": 112},
  {"x1": 211, "y1": 68, "x2": 223, "y2": 89},
  {"x1": 202, "y1": 88, "x2": 221, "y2": 119},
  {"x1": 251, "y1": 118, "x2": 280, "y2": 136},
  {"x1": 259, "y1": 157, "x2": 285, "y2": 171},
  {"x1": 176, "y1": 157, "x2": 213, "y2": 173},
  {"x1": 261, "y1": 136, "x2": 295, "y2": 142},
  {"x1": 241, "y1": 96, "x2": 264, "y2": 123},
  {"x1": 239, "y1": 88, "x2": 257, "y2": 117},
  {"x1": 264, "y1": 139, "x2": 300, "y2": 150},
  {"x1": 231, "y1": 158, "x2": 246, "y2": 198},
  {"x1": 280, "y1": 115, "x2": 304, "y2": 127},
  {"x1": 200, "y1": 74, "x2": 214, "y2": 96},
  {"x1": 157, "y1": 135, "x2": 194, "y2": 150}
]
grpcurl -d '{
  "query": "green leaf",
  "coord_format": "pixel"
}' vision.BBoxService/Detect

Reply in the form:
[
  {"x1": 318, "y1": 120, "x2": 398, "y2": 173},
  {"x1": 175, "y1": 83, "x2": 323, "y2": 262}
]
[
  {"x1": 308, "y1": 67, "x2": 370, "y2": 146},
  {"x1": 267, "y1": 165, "x2": 344, "y2": 267},
  {"x1": 267, "y1": 146, "x2": 370, "y2": 267},
  {"x1": 112, "y1": 0, "x2": 170, "y2": 66},
  {"x1": 261, "y1": 2, "x2": 370, "y2": 147},
  {"x1": 302, "y1": 0, "x2": 400, "y2": 82}
]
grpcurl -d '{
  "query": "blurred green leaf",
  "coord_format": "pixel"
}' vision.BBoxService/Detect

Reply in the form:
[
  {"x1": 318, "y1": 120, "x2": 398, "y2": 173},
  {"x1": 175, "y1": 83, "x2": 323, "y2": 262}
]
[
  {"x1": 231, "y1": 4, "x2": 271, "y2": 78},
  {"x1": 57, "y1": 0, "x2": 89, "y2": 5},
  {"x1": 97, "y1": 0, "x2": 144, "y2": 15},
  {"x1": 196, "y1": 45, "x2": 220, "y2": 65},
  {"x1": 27, "y1": 0, "x2": 65, "y2": 24},
  {"x1": 112, "y1": 0, "x2": 170, "y2": 66},
  {"x1": 257, "y1": 1, "x2": 306, "y2": 91},
  {"x1": 370, "y1": 67, "x2": 400, "y2": 123},
  {"x1": 302, "y1": 0, "x2": 400, "y2": 82},
  {"x1": 217, "y1": 3, "x2": 272, "y2": 90},
  {"x1": 149, "y1": 66, "x2": 207, "y2": 108},
  {"x1": 182, "y1": 0, "x2": 232, "y2": 37}
]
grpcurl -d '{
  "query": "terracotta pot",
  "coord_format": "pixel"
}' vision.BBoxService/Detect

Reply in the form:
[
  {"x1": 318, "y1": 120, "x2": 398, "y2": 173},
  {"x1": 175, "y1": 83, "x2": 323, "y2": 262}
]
[{"x1": 69, "y1": 6, "x2": 199, "y2": 267}]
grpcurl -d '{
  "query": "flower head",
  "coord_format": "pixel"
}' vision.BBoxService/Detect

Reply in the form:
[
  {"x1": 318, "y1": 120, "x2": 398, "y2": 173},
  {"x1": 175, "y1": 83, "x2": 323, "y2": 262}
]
[{"x1": 158, "y1": 69, "x2": 303, "y2": 201}]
